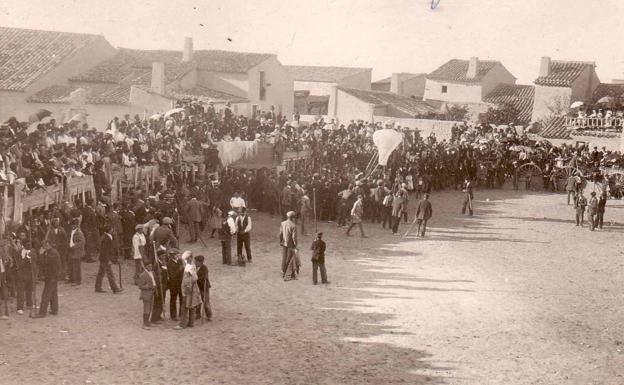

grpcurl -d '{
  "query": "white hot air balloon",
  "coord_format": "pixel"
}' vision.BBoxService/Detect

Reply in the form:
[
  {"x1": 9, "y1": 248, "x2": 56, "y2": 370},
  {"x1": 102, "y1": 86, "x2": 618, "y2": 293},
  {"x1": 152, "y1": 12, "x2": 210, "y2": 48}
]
[{"x1": 373, "y1": 128, "x2": 403, "y2": 166}]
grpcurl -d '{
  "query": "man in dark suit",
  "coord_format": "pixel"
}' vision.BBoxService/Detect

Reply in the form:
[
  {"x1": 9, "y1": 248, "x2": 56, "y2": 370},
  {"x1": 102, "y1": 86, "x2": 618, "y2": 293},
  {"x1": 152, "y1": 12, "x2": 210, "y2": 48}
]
[
  {"x1": 95, "y1": 226, "x2": 123, "y2": 293},
  {"x1": 461, "y1": 178, "x2": 474, "y2": 216},
  {"x1": 596, "y1": 191, "x2": 607, "y2": 229},
  {"x1": 137, "y1": 263, "x2": 156, "y2": 329},
  {"x1": 185, "y1": 197, "x2": 205, "y2": 243},
  {"x1": 166, "y1": 249, "x2": 184, "y2": 321},
  {"x1": 81, "y1": 199, "x2": 98, "y2": 262},
  {"x1": 33, "y1": 239, "x2": 61, "y2": 318},
  {"x1": 310, "y1": 232, "x2": 329, "y2": 285},
  {"x1": 46, "y1": 217, "x2": 68, "y2": 281},
  {"x1": 415, "y1": 193, "x2": 433, "y2": 237},
  {"x1": 69, "y1": 219, "x2": 85, "y2": 285}
]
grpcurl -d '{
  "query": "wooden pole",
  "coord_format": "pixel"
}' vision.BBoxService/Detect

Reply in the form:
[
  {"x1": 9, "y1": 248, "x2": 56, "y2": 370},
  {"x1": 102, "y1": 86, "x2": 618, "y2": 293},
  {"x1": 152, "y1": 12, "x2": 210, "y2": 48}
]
[{"x1": 313, "y1": 188, "x2": 317, "y2": 234}]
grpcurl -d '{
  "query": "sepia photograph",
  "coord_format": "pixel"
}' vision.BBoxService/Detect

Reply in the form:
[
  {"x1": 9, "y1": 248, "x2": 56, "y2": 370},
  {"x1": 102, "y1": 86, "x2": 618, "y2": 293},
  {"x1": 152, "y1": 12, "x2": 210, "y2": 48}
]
[{"x1": 0, "y1": 0, "x2": 623, "y2": 384}]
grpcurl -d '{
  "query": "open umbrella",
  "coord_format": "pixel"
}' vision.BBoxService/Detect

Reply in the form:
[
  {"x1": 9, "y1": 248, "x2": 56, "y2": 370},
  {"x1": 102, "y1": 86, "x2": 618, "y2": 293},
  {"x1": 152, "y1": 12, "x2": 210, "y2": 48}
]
[
  {"x1": 69, "y1": 112, "x2": 87, "y2": 122},
  {"x1": 597, "y1": 96, "x2": 615, "y2": 104},
  {"x1": 164, "y1": 107, "x2": 185, "y2": 118},
  {"x1": 149, "y1": 113, "x2": 163, "y2": 120},
  {"x1": 28, "y1": 109, "x2": 52, "y2": 124},
  {"x1": 570, "y1": 101, "x2": 584, "y2": 108}
]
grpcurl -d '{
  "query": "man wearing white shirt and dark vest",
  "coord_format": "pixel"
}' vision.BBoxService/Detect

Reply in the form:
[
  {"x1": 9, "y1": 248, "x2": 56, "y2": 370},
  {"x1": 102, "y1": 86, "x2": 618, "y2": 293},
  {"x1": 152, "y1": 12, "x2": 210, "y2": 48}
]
[{"x1": 236, "y1": 208, "x2": 252, "y2": 265}]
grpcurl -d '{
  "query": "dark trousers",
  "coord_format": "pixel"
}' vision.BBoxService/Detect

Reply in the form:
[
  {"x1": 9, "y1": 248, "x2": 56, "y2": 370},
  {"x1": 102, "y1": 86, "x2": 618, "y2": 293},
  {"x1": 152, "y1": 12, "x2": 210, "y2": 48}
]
[
  {"x1": 596, "y1": 212, "x2": 604, "y2": 229},
  {"x1": 337, "y1": 203, "x2": 349, "y2": 226},
  {"x1": 16, "y1": 277, "x2": 33, "y2": 310},
  {"x1": 236, "y1": 232, "x2": 252, "y2": 262},
  {"x1": 346, "y1": 222, "x2": 365, "y2": 237},
  {"x1": 196, "y1": 286, "x2": 212, "y2": 320},
  {"x1": 151, "y1": 286, "x2": 164, "y2": 322},
  {"x1": 169, "y1": 286, "x2": 182, "y2": 319},
  {"x1": 39, "y1": 280, "x2": 58, "y2": 315},
  {"x1": 391, "y1": 216, "x2": 401, "y2": 234},
  {"x1": 576, "y1": 210, "x2": 585, "y2": 225},
  {"x1": 71, "y1": 259, "x2": 82, "y2": 284},
  {"x1": 312, "y1": 261, "x2": 328, "y2": 284},
  {"x1": 189, "y1": 221, "x2": 201, "y2": 242},
  {"x1": 95, "y1": 262, "x2": 119, "y2": 291},
  {"x1": 381, "y1": 207, "x2": 392, "y2": 228},
  {"x1": 417, "y1": 219, "x2": 428, "y2": 236},
  {"x1": 221, "y1": 238, "x2": 232, "y2": 264},
  {"x1": 461, "y1": 196, "x2": 473, "y2": 215}
]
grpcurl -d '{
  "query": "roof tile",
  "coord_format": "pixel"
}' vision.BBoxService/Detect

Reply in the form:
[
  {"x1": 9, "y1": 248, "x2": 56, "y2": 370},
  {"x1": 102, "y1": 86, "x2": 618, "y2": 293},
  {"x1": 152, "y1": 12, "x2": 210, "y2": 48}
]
[
  {"x1": 0, "y1": 27, "x2": 101, "y2": 91},
  {"x1": 27, "y1": 84, "x2": 130, "y2": 105},
  {"x1": 427, "y1": 59, "x2": 501, "y2": 83},
  {"x1": 539, "y1": 116, "x2": 570, "y2": 139},
  {"x1": 534, "y1": 61, "x2": 594, "y2": 87},
  {"x1": 483, "y1": 84, "x2": 535, "y2": 124},
  {"x1": 338, "y1": 87, "x2": 437, "y2": 116}
]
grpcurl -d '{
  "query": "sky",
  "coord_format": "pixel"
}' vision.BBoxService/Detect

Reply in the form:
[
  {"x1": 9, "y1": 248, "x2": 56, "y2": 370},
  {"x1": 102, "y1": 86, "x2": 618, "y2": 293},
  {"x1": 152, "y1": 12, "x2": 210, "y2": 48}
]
[{"x1": 1, "y1": 0, "x2": 623, "y2": 84}]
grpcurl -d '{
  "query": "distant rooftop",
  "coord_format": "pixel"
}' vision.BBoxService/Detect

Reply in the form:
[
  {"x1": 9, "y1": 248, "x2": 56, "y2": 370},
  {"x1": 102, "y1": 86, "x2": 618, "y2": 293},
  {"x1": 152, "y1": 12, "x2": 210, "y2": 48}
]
[
  {"x1": 0, "y1": 26, "x2": 103, "y2": 91},
  {"x1": 483, "y1": 84, "x2": 535, "y2": 125},
  {"x1": 427, "y1": 59, "x2": 503, "y2": 83},
  {"x1": 534, "y1": 60, "x2": 595, "y2": 87},
  {"x1": 339, "y1": 87, "x2": 437, "y2": 116},
  {"x1": 286, "y1": 65, "x2": 371, "y2": 82}
]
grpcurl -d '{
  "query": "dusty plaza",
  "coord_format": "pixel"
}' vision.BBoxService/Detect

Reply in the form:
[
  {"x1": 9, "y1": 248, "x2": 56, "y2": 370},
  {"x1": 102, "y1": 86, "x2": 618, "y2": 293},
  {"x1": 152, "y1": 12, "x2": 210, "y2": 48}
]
[
  {"x1": 2, "y1": 1, "x2": 624, "y2": 384},
  {"x1": 1, "y1": 189, "x2": 623, "y2": 385}
]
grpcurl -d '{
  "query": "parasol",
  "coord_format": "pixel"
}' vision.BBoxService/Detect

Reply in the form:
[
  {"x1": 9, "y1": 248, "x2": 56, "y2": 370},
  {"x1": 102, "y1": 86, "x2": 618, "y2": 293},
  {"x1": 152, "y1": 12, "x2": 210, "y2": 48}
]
[
  {"x1": 149, "y1": 113, "x2": 163, "y2": 120},
  {"x1": 570, "y1": 101, "x2": 584, "y2": 108},
  {"x1": 28, "y1": 109, "x2": 52, "y2": 124},
  {"x1": 597, "y1": 96, "x2": 614, "y2": 104},
  {"x1": 164, "y1": 108, "x2": 185, "y2": 118},
  {"x1": 69, "y1": 112, "x2": 87, "y2": 122}
]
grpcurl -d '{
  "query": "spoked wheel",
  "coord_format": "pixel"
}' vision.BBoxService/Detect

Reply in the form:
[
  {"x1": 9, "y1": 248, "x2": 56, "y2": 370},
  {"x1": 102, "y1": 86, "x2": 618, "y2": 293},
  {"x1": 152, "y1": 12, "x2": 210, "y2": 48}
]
[
  {"x1": 514, "y1": 163, "x2": 543, "y2": 191},
  {"x1": 607, "y1": 171, "x2": 624, "y2": 199},
  {"x1": 551, "y1": 166, "x2": 586, "y2": 192}
]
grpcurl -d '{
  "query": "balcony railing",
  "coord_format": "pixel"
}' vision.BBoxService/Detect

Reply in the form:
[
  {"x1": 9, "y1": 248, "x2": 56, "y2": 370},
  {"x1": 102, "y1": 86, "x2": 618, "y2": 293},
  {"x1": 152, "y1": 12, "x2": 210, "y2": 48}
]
[{"x1": 565, "y1": 117, "x2": 624, "y2": 130}]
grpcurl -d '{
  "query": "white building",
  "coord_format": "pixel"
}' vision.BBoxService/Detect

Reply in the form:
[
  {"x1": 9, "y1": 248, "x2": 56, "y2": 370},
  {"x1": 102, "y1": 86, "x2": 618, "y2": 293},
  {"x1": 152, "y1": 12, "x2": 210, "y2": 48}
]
[
  {"x1": 423, "y1": 57, "x2": 516, "y2": 119},
  {"x1": 372, "y1": 73, "x2": 426, "y2": 100}
]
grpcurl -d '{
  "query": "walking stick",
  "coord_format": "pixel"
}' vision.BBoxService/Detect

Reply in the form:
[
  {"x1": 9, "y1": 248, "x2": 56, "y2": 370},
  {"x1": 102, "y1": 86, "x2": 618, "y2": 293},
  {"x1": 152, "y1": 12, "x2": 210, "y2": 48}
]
[
  {"x1": 402, "y1": 216, "x2": 419, "y2": 238},
  {"x1": 152, "y1": 242, "x2": 166, "y2": 320},
  {"x1": 29, "y1": 250, "x2": 38, "y2": 318},
  {"x1": 313, "y1": 188, "x2": 318, "y2": 234}
]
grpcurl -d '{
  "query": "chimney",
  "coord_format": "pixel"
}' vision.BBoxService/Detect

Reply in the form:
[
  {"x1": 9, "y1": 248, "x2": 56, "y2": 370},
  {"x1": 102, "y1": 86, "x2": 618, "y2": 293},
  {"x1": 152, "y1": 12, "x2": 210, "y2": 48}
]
[
  {"x1": 539, "y1": 56, "x2": 551, "y2": 77},
  {"x1": 467, "y1": 57, "x2": 478, "y2": 79},
  {"x1": 390, "y1": 73, "x2": 403, "y2": 95},
  {"x1": 182, "y1": 37, "x2": 193, "y2": 62},
  {"x1": 151, "y1": 62, "x2": 166, "y2": 95}
]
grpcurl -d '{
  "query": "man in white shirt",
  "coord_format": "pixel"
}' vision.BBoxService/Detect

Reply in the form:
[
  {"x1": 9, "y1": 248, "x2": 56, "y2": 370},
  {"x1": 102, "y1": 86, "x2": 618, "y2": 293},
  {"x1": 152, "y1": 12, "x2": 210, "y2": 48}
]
[
  {"x1": 132, "y1": 225, "x2": 146, "y2": 284},
  {"x1": 236, "y1": 208, "x2": 252, "y2": 265},
  {"x1": 230, "y1": 192, "x2": 246, "y2": 213},
  {"x1": 219, "y1": 211, "x2": 237, "y2": 265}
]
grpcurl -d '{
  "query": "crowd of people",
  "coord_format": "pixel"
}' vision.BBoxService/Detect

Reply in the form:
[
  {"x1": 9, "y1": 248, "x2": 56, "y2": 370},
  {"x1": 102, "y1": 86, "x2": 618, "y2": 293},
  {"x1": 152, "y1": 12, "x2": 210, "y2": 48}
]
[{"x1": 0, "y1": 97, "x2": 622, "y2": 326}]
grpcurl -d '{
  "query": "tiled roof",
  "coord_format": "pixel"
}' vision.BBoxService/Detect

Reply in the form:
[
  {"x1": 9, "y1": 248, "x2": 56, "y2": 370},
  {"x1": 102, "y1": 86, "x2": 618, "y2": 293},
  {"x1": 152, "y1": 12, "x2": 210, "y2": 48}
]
[
  {"x1": 592, "y1": 83, "x2": 624, "y2": 102},
  {"x1": 338, "y1": 87, "x2": 437, "y2": 116},
  {"x1": 427, "y1": 59, "x2": 502, "y2": 83},
  {"x1": 69, "y1": 48, "x2": 196, "y2": 84},
  {"x1": 534, "y1": 60, "x2": 594, "y2": 87},
  {"x1": 166, "y1": 85, "x2": 248, "y2": 103},
  {"x1": 286, "y1": 65, "x2": 371, "y2": 82},
  {"x1": 194, "y1": 50, "x2": 273, "y2": 73},
  {"x1": 27, "y1": 84, "x2": 130, "y2": 105},
  {"x1": 539, "y1": 116, "x2": 570, "y2": 139},
  {"x1": 483, "y1": 84, "x2": 535, "y2": 124},
  {"x1": 70, "y1": 48, "x2": 273, "y2": 83},
  {"x1": 0, "y1": 27, "x2": 102, "y2": 91}
]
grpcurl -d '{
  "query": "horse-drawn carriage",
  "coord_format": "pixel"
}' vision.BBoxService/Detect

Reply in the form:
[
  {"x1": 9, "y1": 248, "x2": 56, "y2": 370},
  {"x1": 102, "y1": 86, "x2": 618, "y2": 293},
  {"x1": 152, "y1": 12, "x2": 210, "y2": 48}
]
[{"x1": 514, "y1": 158, "x2": 588, "y2": 192}]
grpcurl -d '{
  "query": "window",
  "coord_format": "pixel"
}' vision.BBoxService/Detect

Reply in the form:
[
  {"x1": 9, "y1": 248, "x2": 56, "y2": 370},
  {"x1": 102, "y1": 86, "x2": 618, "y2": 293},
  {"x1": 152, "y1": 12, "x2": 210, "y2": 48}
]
[
  {"x1": 441, "y1": 85, "x2": 448, "y2": 93},
  {"x1": 259, "y1": 71, "x2": 266, "y2": 100}
]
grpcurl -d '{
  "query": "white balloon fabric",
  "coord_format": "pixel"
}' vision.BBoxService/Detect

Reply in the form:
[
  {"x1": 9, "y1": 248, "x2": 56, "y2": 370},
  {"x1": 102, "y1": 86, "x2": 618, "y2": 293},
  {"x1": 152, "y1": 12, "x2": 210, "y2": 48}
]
[{"x1": 373, "y1": 128, "x2": 403, "y2": 166}]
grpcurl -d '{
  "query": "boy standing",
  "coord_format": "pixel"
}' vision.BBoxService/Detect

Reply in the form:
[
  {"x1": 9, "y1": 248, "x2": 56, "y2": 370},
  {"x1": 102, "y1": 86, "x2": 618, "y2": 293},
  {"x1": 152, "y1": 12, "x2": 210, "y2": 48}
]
[{"x1": 310, "y1": 232, "x2": 329, "y2": 285}]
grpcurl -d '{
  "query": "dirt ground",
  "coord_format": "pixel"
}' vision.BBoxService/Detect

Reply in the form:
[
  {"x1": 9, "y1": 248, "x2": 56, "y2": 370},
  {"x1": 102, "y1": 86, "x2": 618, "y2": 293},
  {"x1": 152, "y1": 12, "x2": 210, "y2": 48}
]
[{"x1": 1, "y1": 189, "x2": 624, "y2": 385}]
